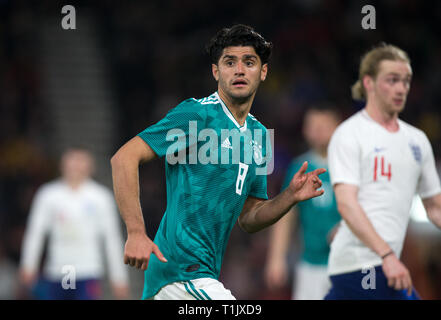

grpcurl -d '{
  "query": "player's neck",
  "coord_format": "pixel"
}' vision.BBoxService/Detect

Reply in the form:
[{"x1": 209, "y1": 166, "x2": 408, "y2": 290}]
[
  {"x1": 218, "y1": 90, "x2": 254, "y2": 126},
  {"x1": 64, "y1": 177, "x2": 86, "y2": 190},
  {"x1": 364, "y1": 102, "x2": 400, "y2": 132},
  {"x1": 314, "y1": 147, "x2": 327, "y2": 159}
]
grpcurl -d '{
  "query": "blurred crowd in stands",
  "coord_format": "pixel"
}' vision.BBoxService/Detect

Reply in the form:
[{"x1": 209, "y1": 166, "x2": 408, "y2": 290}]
[{"x1": 0, "y1": 0, "x2": 440, "y2": 299}]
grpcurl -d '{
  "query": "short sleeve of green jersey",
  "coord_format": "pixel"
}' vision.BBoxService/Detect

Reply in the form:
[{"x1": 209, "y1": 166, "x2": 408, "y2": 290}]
[
  {"x1": 249, "y1": 170, "x2": 268, "y2": 200},
  {"x1": 137, "y1": 99, "x2": 206, "y2": 158}
]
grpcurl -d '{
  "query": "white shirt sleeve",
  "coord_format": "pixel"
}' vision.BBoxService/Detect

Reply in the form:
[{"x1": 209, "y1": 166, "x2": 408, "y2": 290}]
[
  {"x1": 417, "y1": 133, "x2": 441, "y2": 199},
  {"x1": 100, "y1": 190, "x2": 129, "y2": 285},
  {"x1": 328, "y1": 124, "x2": 361, "y2": 187},
  {"x1": 19, "y1": 187, "x2": 51, "y2": 273}
]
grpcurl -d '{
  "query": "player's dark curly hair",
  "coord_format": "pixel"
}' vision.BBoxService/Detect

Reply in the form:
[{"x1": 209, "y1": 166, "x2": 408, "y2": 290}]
[{"x1": 206, "y1": 24, "x2": 273, "y2": 65}]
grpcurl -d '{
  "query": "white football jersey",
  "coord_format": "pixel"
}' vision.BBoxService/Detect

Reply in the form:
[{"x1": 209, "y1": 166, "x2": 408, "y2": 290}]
[
  {"x1": 20, "y1": 179, "x2": 128, "y2": 284},
  {"x1": 327, "y1": 110, "x2": 441, "y2": 275}
]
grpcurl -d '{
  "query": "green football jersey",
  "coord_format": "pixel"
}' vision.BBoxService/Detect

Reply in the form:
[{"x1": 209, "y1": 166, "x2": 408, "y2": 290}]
[
  {"x1": 137, "y1": 92, "x2": 270, "y2": 299},
  {"x1": 282, "y1": 151, "x2": 341, "y2": 265}
]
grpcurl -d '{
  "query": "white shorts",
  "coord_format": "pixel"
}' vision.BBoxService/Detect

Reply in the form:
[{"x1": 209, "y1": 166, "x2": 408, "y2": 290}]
[
  {"x1": 293, "y1": 261, "x2": 331, "y2": 300},
  {"x1": 153, "y1": 278, "x2": 236, "y2": 300}
]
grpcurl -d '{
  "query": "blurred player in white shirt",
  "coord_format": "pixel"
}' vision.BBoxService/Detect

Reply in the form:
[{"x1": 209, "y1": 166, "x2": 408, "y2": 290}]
[
  {"x1": 19, "y1": 147, "x2": 129, "y2": 299},
  {"x1": 325, "y1": 44, "x2": 441, "y2": 299}
]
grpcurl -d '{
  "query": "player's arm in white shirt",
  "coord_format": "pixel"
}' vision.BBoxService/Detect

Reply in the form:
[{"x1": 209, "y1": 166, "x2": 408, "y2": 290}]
[
  {"x1": 264, "y1": 206, "x2": 297, "y2": 290},
  {"x1": 100, "y1": 189, "x2": 130, "y2": 299},
  {"x1": 19, "y1": 186, "x2": 52, "y2": 287},
  {"x1": 333, "y1": 184, "x2": 412, "y2": 294},
  {"x1": 423, "y1": 194, "x2": 441, "y2": 228},
  {"x1": 328, "y1": 126, "x2": 412, "y2": 295},
  {"x1": 417, "y1": 132, "x2": 441, "y2": 229}
]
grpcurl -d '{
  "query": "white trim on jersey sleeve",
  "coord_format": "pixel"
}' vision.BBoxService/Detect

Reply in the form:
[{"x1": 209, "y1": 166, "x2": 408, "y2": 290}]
[
  {"x1": 417, "y1": 132, "x2": 441, "y2": 199},
  {"x1": 328, "y1": 123, "x2": 361, "y2": 187}
]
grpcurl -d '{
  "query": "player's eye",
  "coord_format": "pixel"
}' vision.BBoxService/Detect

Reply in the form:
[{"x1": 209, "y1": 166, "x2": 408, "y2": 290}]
[
  {"x1": 245, "y1": 60, "x2": 255, "y2": 67},
  {"x1": 387, "y1": 77, "x2": 399, "y2": 84},
  {"x1": 225, "y1": 60, "x2": 234, "y2": 67}
]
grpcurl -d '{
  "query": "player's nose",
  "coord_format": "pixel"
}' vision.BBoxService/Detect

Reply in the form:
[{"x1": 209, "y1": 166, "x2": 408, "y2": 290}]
[
  {"x1": 396, "y1": 80, "x2": 408, "y2": 95},
  {"x1": 235, "y1": 61, "x2": 245, "y2": 75}
]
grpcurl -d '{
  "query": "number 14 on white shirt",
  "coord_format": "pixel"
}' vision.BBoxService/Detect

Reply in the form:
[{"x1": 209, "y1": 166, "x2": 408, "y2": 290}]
[{"x1": 373, "y1": 156, "x2": 391, "y2": 181}]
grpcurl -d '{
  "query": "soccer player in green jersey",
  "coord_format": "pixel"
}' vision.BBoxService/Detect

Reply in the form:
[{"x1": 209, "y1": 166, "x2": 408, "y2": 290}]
[
  {"x1": 265, "y1": 106, "x2": 341, "y2": 300},
  {"x1": 111, "y1": 24, "x2": 326, "y2": 300}
]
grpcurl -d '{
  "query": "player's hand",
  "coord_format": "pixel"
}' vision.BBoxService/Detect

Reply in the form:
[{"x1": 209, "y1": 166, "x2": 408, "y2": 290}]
[
  {"x1": 19, "y1": 269, "x2": 37, "y2": 288},
  {"x1": 264, "y1": 258, "x2": 288, "y2": 291},
  {"x1": 124, "y1": 232, "x2": 167, "y2": 270},
  {"x1": 382, "y1": 253, "x2": 413, "y2": 296},
  {"x1": 288, "y1": 161, "x2": 326, "y2": 203},
  {"x1": 326, "y1": 223, "x2": 340, "y2": 244},
  {"x1": 111, "y1": 283, "x2": 130, "y2": 300}
]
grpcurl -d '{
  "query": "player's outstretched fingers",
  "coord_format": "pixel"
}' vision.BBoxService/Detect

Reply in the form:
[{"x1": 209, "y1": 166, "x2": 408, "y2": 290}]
[
  {"x1": 153, "y1": 244, "x2": 168, "y2": 263},
  {"x1": 297, "y1": 161, "x2": 308, "y2": 176},
  {"x1": 312, "y1": 168, "x2": 326, "y2": 176}
]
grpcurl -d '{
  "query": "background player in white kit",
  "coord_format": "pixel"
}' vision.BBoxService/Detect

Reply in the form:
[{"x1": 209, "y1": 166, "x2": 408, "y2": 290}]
[
  {"x1": 19, "y1": 147, "x2": 129, "y2": 299},
  {"x1": 325, "y1": 44, "x2": 441, "y2": 299}
]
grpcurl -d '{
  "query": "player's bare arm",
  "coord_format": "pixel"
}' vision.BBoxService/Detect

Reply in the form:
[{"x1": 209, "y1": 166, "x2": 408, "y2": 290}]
[
  {"x1": 238, "y1": 161, "x2": 325, "y2": 233},
  {"x1": 334, "y1": 183, "x2": 412, "y2": 295},
  {"x1": 423, "y1": 193, "x2": 441, "y2": 229},
  {"x1": 264, "y1": 208, "x2": 296, "y2": 290},
  {"x1": 111, "y1": 136, "x2": 167, "y2": 270}
]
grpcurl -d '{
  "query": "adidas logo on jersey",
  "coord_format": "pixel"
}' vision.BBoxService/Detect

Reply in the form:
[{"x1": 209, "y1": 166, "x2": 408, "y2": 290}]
[{"x1": 221, "y1": 138, "x2": 233, "y2": 149}]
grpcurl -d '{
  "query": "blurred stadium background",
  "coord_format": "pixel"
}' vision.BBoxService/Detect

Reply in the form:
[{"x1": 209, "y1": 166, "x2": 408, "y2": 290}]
[{"x1": 1, "y1": 0, "x2": 440, "y2": 299}]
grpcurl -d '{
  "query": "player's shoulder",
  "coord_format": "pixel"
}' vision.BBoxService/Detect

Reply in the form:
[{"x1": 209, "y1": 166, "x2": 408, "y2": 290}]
[
  {"x1": 32, "y1": 179, "x2": 64, "y2": 202},
  {"x1": 172, "y1": 92, "x2": 220, "y2": 118},
  {"x1": 337, "y1": 111, "x2": 364, "y2": 131},
  {"x1": 180, "y1": 92, "x2": 220, "y2": 109},
  {"x1": 37, "y1": 179, "x2": 63, "y2": 194},
  {"x1": 398, "y1": 119, "x2": 428, "y2": 139},
  {"x1": 85, "y1": 180, "x2": 114, "y2": 199},
  {"x1": 330, "y1": 111, "x2": 361, "y2": 142},
  {"x1": 188, "y1": 92, "x2": 219, "y2": 105},
  {"x1": 247, "y1": 112, "x2": 267, "y2": 131}
]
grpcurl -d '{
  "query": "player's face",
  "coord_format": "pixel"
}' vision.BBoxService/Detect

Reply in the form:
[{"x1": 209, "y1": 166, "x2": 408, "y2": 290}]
[
  {"x1": 372, "y1": 60, "x2": 412, "y2": 114},
  {"x1": 212, "y1": 46, "x2": 267, "y2": 102},
  {"x1": 61, "y1": 150, "x2": 94, "y2": 183},
  {"x1": 303, "y1": 111, "x2": 339, "y2": 152}
]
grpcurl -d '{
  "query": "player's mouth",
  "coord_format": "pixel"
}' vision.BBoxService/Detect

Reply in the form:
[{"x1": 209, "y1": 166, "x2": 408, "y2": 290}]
[
  {"x1": 393, "y1": 98, "x2": 404, "y2": 105},
  {"x1": 232, "y1": 79, "x2": 248, "y2": 88}
]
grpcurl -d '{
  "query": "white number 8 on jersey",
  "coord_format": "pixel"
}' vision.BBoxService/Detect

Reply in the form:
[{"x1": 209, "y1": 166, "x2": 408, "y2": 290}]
[{"x1": 235, "y1": 162, "x2": 249, "y2": 195}]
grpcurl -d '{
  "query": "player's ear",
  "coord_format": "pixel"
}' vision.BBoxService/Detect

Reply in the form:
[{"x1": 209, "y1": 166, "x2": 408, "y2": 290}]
[
  {"x1": 363, "y1": 75, "x2": 373, "y2": 94},
  {"x1": 260, "y1": 63, "x2": 268, "y2": 82},
  {"x1": 212, "y1": 64, "x2": 219, "y2": 81}
]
